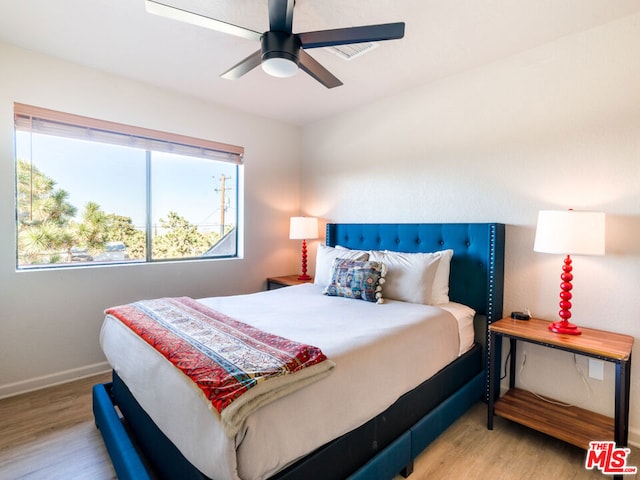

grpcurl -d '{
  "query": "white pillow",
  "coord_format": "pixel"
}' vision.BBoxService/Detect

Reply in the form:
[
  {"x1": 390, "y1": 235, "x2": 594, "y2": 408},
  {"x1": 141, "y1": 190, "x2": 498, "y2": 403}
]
[
  {"x1": 368, "y1": 250, "x2": 441, "y2": 304},
  {"x1": 431, "y1": 249, "x2": 454, "y2": 305},
  {"x1": 335, "y1": 245, "x2": 369, "y2": 257},
  {"x1": 367, "y1": 249, "x2": 454, "y2": 305},
  {"x1": 314, "y1": 245, "x2": 369, "y2": 287}
]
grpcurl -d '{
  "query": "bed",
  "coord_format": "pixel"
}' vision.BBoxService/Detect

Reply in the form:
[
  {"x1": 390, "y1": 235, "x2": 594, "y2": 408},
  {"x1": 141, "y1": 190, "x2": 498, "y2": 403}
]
[{"x1": 93, "y1": 222, "x2": 505, "y2": 480}]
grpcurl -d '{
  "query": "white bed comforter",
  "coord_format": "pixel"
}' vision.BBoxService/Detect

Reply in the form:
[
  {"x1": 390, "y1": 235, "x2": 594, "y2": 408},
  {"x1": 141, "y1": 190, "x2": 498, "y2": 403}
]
[{"x1": 100, "y1": 284, "x2": 475, "y2": 480}]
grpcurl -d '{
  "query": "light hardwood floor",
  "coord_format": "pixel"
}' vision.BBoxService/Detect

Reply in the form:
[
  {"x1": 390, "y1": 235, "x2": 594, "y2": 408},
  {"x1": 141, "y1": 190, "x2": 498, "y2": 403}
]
[{"x1": 0, "y1": 373, "x2": 635, "y2": 479}]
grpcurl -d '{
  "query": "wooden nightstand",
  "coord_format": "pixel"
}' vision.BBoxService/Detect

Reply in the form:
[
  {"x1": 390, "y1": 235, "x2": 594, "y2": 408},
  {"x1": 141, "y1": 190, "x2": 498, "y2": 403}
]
[
  {"x1": 487, "y1": 317, "x2": 633, "y2": 463},
  {"x1": 266, "y1": 275, "x2": 314, "y2": 290}
]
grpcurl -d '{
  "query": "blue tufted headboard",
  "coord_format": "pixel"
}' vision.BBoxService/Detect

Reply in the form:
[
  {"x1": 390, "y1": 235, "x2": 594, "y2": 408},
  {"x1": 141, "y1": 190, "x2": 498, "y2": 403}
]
[{"x1": 325, "y1": 223, "x2": 505, "y2": 324}]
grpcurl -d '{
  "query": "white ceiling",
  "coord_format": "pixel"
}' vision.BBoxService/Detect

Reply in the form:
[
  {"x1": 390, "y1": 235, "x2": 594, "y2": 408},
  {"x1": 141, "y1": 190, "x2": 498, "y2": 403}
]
[{"x1": 1, "y1": 0, "x2": 640, "y2": 126}]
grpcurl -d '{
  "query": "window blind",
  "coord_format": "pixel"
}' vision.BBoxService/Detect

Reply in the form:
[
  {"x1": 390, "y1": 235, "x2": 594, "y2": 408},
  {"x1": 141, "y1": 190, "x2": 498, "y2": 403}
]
[{"x1": 14, "y1": 103, "x2": 244, "y2": 164}]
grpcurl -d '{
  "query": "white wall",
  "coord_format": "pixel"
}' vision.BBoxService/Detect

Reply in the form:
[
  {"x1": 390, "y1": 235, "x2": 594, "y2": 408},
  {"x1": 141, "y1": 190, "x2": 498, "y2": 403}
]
[
  {"x1": 301, "y1": 14, "x2": 640, "y2": 442},
  {"x1": 0, "y1": 43, "x2": 302, "y2": 396}
]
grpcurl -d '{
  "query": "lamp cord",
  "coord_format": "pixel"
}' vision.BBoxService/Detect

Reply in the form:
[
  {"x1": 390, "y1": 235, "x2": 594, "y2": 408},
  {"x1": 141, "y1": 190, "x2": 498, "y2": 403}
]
[
  {"x1": 500, "y1": 349, "x2": 510, "y2": 381},
  {"x1": 515, "y1": 348, "x2": 593, "y2": 408}
]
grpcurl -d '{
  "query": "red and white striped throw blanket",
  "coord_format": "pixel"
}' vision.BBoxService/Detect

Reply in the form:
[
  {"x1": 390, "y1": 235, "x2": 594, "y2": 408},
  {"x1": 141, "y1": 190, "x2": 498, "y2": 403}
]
[{"x1": 105, "y1": 296, "x2": 334, "y2": 437}]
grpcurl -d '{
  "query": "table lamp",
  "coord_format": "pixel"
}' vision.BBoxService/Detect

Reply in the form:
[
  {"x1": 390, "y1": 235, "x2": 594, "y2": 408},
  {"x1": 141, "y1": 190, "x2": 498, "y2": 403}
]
[
  {"x1": 289, "y1": 217, "x2": 318, "y2": 280},
  {"x1": 533, "y1": 209, "x2": 605, "y2": 335}
]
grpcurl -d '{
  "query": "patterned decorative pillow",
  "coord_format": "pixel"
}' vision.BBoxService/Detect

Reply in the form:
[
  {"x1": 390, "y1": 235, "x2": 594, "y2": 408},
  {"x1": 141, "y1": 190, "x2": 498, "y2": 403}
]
[{"x1": 323, "y1": 259, "x2": 387, "y2": 303}]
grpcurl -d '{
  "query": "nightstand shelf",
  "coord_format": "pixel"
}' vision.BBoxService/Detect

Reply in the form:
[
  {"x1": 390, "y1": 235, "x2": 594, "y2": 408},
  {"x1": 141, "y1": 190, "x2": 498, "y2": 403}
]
[
  {"x1": 267, "y1": 275, "x2": 314, "y2": 290},
  {"x1": 494, "y1": 388, "x2": 614, "y2": 449},
  {"x1": 487, "y1": 316, "x2": 633, "y2": 470}
]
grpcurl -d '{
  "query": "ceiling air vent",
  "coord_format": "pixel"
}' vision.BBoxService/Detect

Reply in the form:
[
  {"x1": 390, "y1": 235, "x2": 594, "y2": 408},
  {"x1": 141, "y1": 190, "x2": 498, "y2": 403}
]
[{"x1": 327, "y1": 42, "x2": 379, "y2": 60}]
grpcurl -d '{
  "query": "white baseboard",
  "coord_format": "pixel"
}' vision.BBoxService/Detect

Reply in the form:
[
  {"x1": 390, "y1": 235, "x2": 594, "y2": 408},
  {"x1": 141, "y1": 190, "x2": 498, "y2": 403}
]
[{"x1": 0, "y1": 361, "x2": 111, "y2": 399}]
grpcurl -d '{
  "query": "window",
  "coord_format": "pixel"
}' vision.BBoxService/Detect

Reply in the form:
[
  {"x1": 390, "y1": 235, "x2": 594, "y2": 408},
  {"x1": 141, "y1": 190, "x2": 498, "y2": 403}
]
[{"x1": 14, "y1": 103, "x2": 243, "y2": 269}]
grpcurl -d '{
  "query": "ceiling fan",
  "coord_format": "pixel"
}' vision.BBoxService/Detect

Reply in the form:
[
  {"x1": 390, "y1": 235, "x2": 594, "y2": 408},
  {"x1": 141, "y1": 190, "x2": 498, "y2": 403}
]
[{"x1": 145, "y1": 0, "x2": 405, "y2": 88}]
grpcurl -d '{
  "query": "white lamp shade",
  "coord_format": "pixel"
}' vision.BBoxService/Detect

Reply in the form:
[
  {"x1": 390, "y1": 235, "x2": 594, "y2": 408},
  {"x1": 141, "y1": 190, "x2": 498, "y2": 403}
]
[
  {"x1": 534, "y1": 210, "x2": 605, "y2": 255},
  {"x1": 289, "y1": 217, "x2": 318, "y2": 240}
]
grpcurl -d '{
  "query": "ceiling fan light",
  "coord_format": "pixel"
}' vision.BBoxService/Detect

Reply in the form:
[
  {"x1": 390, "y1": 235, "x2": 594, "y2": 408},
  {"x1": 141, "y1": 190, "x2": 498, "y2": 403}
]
[{"x1": 262, "y1": 57, "x2": 298, "y2": 78}]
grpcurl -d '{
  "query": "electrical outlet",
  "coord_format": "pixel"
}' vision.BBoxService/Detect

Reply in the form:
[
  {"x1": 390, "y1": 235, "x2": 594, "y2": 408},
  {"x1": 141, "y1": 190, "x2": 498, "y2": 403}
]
[{"x1": 589, "y1": 359, "x2": 604, "y2": 380}]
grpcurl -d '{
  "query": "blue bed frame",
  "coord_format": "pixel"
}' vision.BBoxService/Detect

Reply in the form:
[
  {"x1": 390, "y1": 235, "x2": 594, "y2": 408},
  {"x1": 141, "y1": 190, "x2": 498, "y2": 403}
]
[{"x1": 93, "y1": 222, "x2": 505, "y2": 480}]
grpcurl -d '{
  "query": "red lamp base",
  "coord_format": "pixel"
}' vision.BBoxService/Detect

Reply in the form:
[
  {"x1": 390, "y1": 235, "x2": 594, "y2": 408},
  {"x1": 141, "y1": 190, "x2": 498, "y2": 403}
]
[
  {"x1": 547, "y1": 254, "x2": 581, "y2": 335},
  {"x1": 548, "y1": 320, "x2": 581, "y2": 335},
  {"x1": 297, "y1": 239, "x2": 311, "y2": 281}
]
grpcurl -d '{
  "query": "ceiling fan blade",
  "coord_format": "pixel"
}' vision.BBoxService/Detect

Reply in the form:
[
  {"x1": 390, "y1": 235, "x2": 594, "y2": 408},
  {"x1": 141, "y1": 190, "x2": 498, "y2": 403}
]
[
  {"x1": 268, "y1": 0, "x2": 295, "y2": 33},
  {"x1": 298, "y1": 22, "x2": 405, "y2": 49},
  {"x1": 145, "y1": 0, "x2": 262, "y2": 41},
  {"x1": 298, "y1": 49, "x2": 343, "y2": 89},
  {"x1": 220, "y1": 50, "x2": 263, "y2": 80}
]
